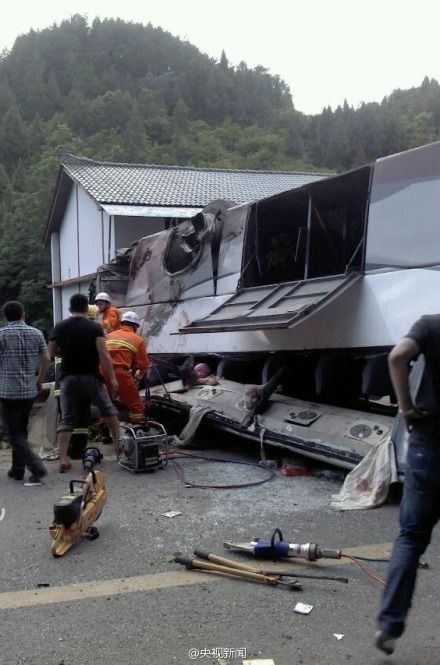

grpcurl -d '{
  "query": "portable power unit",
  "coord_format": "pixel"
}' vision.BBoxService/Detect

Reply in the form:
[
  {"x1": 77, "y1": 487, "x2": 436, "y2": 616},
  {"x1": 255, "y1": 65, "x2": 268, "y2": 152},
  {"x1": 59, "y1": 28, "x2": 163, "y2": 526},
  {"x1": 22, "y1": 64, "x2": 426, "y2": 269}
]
[{"x1": 118, "y1": 420, "x2": 168, "y2": 473}]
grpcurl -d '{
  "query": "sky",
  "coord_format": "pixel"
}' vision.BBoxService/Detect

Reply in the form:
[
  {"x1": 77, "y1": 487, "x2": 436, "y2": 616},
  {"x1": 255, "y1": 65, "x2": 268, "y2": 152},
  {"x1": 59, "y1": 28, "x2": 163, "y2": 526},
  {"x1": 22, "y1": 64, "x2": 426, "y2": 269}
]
[{"x1": 1, "y1": 0, "x2": 439, "y2": 115}]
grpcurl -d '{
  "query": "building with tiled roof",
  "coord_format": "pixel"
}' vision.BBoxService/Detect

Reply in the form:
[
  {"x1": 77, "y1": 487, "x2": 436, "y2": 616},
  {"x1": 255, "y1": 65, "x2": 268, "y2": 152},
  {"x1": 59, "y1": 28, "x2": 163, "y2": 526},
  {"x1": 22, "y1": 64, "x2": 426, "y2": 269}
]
[{"x1": 46, "y1": 153, "x2": 326, "y2": 321}]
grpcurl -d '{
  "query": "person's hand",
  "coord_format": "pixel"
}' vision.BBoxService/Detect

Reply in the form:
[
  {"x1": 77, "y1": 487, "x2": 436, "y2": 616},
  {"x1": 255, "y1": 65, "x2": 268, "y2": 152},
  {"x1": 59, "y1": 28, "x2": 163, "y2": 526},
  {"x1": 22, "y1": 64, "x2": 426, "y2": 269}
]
[
  {"x1": 205, "y1": 376, "x2": 219, "y2": 386},
  {"x1": 36, "y1": 381, "x2": 43, "y2": 394},
  {"x1": 134, "y1": 369, "x2": 143, "y2": 381},
  {"x1": 110, "y1": 378, "x2": 119, "y2": 397},
  {"x1": 400, "y1": 407, "x2": 432, "y2": 432}
]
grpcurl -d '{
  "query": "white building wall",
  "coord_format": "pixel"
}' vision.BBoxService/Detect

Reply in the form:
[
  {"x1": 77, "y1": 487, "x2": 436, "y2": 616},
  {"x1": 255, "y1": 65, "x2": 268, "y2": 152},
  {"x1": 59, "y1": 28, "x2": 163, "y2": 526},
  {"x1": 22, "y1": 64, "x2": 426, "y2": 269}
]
[
  {"x1": 59, "y1": 187, "x2": 79, "y2": 281},
  {"x1": 102, "y1": 212, "x2": 115, "y2": 263},
  {"x1": 58, "y1": 185, "x2": 106, "y2": 320},
  {"x1": 55, "y1": 181, "x2": 169, "y2": 322},
  {"x1": 50, "y1": 232, "x2": 62, "y2": 322},
  {"x1": 60, "y1": 280, "x2": 93, "y2": 320},
  {"x1": 77, "y1": 187, "x2": 105, "y2": 275},
  {"x1": 59, "y1": 185, "x2": 111, "y2": 282}
]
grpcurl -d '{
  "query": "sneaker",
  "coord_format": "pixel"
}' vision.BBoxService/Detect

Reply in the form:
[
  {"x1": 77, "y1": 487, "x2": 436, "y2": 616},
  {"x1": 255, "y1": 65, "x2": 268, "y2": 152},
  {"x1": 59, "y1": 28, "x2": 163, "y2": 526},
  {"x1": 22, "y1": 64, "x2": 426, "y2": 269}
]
[
  {"x1": 24, "y1": 476, "x2": 43, "y2": 487},
  {"x1": 374, "y1": 630, "x2": 396, "y2": 655},
  {"x1": 40, "y1": 448, "x2": 59, "y2": 461},
  {"x1": 24, "y1": 469, "x2": 47, "y2": 487},
  {"x1": 7, "y1": 468, "x2": 24, "y2": 481}
]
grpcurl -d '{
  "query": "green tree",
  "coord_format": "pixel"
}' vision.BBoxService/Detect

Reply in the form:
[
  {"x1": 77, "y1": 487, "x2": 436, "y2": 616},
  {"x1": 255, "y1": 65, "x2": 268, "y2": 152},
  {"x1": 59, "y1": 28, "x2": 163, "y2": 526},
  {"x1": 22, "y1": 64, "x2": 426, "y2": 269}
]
[
  {"x1": 124, "y1": 106, "x2": 151, "y2": 162},
  {"x1": 219, "y1": 50, "x2": 229, "y2": 70},
  {"x1": 0, "y1": 105, "x2": 30, "y2": 173},
  {"x1": 0, "y1": 164, "x2": 12, "y2": 204}
]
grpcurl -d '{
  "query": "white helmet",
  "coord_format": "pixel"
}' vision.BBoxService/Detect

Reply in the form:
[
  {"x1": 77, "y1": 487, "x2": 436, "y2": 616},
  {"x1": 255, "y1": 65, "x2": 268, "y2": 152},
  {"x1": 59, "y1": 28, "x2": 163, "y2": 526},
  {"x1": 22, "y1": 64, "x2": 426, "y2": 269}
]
[
  {"x1": 95, "y1": 292, "x2": 111, "y2": 303},
  {"x1": 121, "y1": 311, "x2": 140, "y2": 327}
]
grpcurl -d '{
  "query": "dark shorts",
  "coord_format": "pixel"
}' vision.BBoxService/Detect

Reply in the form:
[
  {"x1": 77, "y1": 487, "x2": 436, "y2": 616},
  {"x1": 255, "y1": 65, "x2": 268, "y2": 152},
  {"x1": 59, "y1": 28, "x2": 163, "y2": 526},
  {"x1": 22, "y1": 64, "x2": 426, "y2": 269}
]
[{"x1": 57, "y1": 374, "x2": 117, "y2": 432}]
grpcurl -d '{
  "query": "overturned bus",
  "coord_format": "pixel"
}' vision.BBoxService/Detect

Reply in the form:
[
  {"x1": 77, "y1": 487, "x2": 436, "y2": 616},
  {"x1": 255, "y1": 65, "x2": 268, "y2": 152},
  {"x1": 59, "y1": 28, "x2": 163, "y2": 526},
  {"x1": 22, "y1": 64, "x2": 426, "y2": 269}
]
[{"x1": 93, "y1": 140, "x2": 440, "y2": 470}]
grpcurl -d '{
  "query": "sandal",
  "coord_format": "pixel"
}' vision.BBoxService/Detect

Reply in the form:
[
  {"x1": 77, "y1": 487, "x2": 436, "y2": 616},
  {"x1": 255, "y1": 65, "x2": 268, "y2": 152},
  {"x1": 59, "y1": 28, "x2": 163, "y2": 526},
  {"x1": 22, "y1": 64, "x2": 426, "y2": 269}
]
[{"x1": 59, "y1": 462, "x2": 72, "y2": 473}]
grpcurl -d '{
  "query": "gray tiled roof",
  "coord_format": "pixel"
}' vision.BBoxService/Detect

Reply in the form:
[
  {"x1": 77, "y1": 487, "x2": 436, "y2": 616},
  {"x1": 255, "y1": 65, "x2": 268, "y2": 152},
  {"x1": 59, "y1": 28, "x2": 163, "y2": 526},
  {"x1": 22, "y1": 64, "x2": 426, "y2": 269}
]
[{"x1": 61, "y1": 153, "x2": 327, "y2": 207}]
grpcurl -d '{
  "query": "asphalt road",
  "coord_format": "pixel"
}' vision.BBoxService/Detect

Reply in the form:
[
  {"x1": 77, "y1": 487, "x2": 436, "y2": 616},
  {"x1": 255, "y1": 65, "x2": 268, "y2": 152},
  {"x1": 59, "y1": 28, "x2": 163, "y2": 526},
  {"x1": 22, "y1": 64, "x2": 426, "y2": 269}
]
[{"x1": 0, "y1": 438, "x2": 439, "y2": 665}]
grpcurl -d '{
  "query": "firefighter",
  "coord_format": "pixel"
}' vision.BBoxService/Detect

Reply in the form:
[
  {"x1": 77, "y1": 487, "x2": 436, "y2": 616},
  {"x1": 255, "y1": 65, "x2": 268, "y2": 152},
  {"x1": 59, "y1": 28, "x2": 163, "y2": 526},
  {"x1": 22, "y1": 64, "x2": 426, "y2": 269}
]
[
  {"x1": 95, "y1": 292, "x2": 121, "y2": 333},
  {"x1": 87, "y1": 304, "x2": 99, "y2": 321},
  {"x1": 104, "y1": 311, "x2": 149, "y2": 423}
]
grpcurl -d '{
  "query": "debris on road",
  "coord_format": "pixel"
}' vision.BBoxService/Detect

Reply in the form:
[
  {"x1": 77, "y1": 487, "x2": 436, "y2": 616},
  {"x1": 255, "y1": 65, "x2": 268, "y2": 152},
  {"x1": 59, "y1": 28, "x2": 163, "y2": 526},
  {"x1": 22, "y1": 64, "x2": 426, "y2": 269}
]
[
  {"x1": 294, "y1": 602, "x2": 314, "y2": 615},
  {"x1": 333, "y1": 633, "x2": 345, "y2": 640},
  {"x1": 280, "y1": 462, "x2": 311, "y2": 477},
  {"x1": 161, "y1": 510, "x2": 183, "y2": 518}
]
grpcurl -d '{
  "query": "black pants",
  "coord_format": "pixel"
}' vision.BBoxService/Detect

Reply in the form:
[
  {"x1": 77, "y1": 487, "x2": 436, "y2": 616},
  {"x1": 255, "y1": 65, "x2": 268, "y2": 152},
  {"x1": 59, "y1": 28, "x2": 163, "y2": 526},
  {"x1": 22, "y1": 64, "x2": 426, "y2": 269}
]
[{"x1": 0, "y1": 398, "x2": 46, "y2": 477}]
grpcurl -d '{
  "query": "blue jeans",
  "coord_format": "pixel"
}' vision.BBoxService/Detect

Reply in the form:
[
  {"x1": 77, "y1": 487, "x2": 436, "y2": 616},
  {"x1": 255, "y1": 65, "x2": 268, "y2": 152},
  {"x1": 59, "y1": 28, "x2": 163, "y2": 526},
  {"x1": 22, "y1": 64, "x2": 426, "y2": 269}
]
[{"x1": 377, "y1": 443, "x2": 440, "y2": 637}]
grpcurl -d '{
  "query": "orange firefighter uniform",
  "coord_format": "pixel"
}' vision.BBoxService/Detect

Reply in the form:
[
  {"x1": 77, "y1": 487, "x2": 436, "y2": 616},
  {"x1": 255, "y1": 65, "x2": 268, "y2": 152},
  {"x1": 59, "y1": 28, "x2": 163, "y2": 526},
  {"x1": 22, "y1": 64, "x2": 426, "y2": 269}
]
[
  {"x1": 101, "y1": 305, "x2": 121, "y2": 334},
  {"x1": 104, "y1": 324, "x2": 149, "y2": 423}
]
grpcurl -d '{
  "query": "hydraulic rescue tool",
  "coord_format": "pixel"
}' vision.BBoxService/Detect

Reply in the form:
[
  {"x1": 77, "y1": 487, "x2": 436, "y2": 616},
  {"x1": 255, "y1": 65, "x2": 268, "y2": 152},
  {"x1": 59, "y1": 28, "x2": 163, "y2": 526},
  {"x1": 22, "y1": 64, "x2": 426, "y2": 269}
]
[
  {"x1": 193, "y1": 549, "x2": 348, "y2": 584},
  {"x1": 49, "y1": 469, "x2": 107, "y2": 557},
  {"x1": 175, "y1": 552, "x2": 302, "y2": 591},
  {"x1": 224, "y1": 528, "x2": 342, "y2": 561}
]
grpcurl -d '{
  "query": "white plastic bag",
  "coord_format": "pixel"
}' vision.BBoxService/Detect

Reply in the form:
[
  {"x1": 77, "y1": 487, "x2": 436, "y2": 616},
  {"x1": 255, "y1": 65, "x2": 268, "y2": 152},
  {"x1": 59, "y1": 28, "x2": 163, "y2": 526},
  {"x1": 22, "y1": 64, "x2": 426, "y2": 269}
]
[{"x1": 331, "y1": 437, "x2": 398, "y2": 510}]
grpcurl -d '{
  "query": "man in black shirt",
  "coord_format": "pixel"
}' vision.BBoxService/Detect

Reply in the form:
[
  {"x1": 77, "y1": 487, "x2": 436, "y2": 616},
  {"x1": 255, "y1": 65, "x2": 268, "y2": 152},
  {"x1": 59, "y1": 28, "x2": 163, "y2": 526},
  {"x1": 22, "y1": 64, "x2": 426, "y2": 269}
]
[
  {"x1": 376, "y1": 314, "x2": 440, "y2": 655},
  {"x1": 49, "y1": 293, "x2": 119, "y2": 472}
]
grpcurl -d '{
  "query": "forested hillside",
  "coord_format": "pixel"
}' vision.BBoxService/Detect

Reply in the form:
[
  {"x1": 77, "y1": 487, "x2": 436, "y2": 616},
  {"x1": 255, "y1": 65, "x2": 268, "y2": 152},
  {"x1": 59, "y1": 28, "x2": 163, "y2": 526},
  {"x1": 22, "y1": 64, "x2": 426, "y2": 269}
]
[{"x1": 1, "y1": 14, "x2": 440, "y2": 331}]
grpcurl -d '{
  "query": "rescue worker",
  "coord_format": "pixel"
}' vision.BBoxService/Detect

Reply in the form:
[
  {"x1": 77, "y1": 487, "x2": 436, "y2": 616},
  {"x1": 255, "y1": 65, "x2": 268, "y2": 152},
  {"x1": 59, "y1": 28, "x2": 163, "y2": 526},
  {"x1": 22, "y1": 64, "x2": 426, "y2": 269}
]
[
  {"x1": 95, "y1": 292, "x2": 121, "y2": 333},
  {"x1": 87, "y1": 304, "x2": 99, "y2": 320},
  {"x1": 104, "y1": 311, "x2": 149, "y2": 423}
]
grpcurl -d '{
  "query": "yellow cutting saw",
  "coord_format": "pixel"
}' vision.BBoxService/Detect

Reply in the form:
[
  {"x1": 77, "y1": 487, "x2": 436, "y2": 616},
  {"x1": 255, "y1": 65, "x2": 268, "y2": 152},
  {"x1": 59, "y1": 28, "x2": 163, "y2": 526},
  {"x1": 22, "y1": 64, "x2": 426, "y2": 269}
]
[{"x1": 49, "y1": 469, "x2": 107, "y2": 557}]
